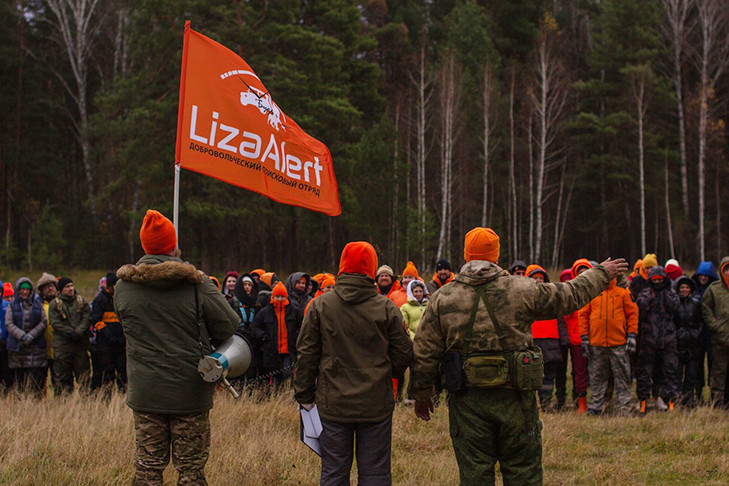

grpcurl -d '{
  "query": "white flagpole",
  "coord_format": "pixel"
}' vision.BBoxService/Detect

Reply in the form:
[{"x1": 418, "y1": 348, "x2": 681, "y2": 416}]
[{"x1": 173, "y1": 164, "x2": 181, "y2": 238}]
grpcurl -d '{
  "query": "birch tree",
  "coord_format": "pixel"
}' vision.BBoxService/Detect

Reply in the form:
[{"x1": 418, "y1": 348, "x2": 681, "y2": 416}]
[
  {"x1": 623, "y1": 63, "x2": 654, "y2": 256},
  {"x1": 436, "y1": 50, "x2": 461, "y2": 260},
  {"x1": 693, "y1": 0, "x2": 729, "y2": 260},
  {"x1": 531, "y1": 13, "x2": 569, "y2": 262},
  {"x1": 480, "y1": 63, "x2": 497, "y2": 227},
  {"x1": 661, "y1": 0, "x2": 694, "y2": 216},
  {"x1": 409, "y1": 43, "x2": 433, "y2": 268},
  {"x1": 45, "y1": 0, "x2": 102, "y2": 213}
]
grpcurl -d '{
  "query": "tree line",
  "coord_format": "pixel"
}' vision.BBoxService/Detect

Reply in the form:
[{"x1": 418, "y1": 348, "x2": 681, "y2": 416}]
[{"x1": 1, "y1": 0, "x2": 727, "y2": 275}]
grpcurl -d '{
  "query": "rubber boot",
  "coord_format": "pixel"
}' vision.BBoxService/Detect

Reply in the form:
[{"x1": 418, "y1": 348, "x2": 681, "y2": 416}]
[
  {"x1": 640, "y1": 400, "x2": 646, "y2": 416},
  {"x1": 668, "y1": 401, "x2": 675, "y2": 411},
  {"x1": 577, "y1": 396, "x2": 587, "y2": 414}
]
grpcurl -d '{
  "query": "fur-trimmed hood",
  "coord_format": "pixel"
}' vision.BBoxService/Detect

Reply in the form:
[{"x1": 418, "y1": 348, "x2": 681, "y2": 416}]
[{"x1": 116, "y1": 254, "x2": 205, "y2": 289}]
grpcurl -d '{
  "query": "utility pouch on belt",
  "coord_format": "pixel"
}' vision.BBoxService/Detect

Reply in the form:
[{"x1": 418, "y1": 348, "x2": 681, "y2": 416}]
[
  {"x1": 510, "y1": 346, "x2": 544, "y2": 391},
  {"x1": 463, "y1": 354, "x2": 509, "y2": 388},
  {"x1": 443, "y1": 350, "x2": 465, "y2": 393}
]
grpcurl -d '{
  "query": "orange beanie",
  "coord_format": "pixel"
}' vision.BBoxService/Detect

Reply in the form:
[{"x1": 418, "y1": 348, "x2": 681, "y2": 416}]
[
  {"x1": 464, "y1": 227, "x2": 500, "y2": 263},
  {"x1": 139, "y1": 209, "x2": 177, "y2": 255},
  {"x1": 259, "y1": 272, "x2": 276, "y2": 289},
  {"x1": 250, "y1": 268, "x2": 265, "y2": 278},
  {"x1": 320, "y1": 275, "x2": 336, "y2": 288},
  {"x1": 272, "y1": 281, "x2": 287, "y2": 298},
  {"x1": 338, "y1": 241, "x2": 378, "y2": 279},
  {"x1": 402, "y1": 261, "x2": 419, "y2": 278}
]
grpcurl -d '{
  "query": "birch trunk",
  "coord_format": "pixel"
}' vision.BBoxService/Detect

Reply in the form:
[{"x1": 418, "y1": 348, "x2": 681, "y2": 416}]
[
  {"x1": 46, "y1": 0, "x2": 101, "y2": 215},
  {"x1": 436, "y1": 52, "x2": 460, "y2": 260},
  {"x1": 695, "y1": 0, "x2": 729, "y2": 261},
  {"x1": 509, "y1": 67, "x2": 518, "y2": 261},
  {"x1": 481, "y1": 65, "x2": 494, "y2": 227},
  {"x1": 665, "y1": 153, "x2": 676, "y2": 258},
  {"x1": 661, "y1": 0, "x2": 694, "y2": 216}
]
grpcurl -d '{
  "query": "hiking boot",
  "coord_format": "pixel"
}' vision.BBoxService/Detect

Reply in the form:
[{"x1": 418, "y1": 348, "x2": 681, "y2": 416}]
[
  {"x1": 656, "y1": 397, "x2": 669, "y2": 411},
  {"x1": 639, "y1": 400, "x2": 647, "y2": 416}
]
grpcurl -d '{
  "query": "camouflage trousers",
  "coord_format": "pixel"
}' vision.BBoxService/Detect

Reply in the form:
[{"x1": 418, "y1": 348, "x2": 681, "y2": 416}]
[
  {"x1": 52, "y1": 347, "x2": 90, "y2": 395},
  {"x1": 448, "y1": 387, "x2": 542, "y2": 486},
  {"x1": 587, "y1": 345, "x2": 633, "y2": 413},
  {"x1": 710, "y1": 343, "x2": 729, "y2": 406},
  {"x1": 132, "y1": 411, "x2": 210, "y2": 486}
]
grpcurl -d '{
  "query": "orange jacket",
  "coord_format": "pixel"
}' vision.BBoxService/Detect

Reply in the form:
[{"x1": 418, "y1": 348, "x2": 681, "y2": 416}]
[{"x1": 578, "y1": 279, "x2": 638, "y2": 346}]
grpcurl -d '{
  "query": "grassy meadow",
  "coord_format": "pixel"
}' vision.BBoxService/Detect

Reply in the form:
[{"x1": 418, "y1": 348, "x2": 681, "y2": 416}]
[{"x1": 1, "y1": 386, "x2": 728, "y2": 485}]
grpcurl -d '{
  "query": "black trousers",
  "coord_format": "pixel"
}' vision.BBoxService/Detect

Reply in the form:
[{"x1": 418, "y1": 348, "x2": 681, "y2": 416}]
[{"x1": 319, "y1": 416, "x2": 392, "y2": 486}]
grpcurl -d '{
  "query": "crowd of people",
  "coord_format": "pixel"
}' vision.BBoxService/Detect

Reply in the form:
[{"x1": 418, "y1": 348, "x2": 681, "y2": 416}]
[
  {"x1": 1, "y1": 252, "x2": 728, "y2": 415},
  {"x1": 0, "y1": 272, "x2": 125, "y2": 396}
]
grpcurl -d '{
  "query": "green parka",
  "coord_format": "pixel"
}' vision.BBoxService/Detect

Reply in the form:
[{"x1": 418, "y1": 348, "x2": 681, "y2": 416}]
[
  {"x1": 49, "y1": 293, "x2": 90, "y2": 353},
  {"x1": 410, "y1": 260, "x2": 611, "y2": 401},
  {"x1": 294, "y1": 273, "x2": 413, "y2": 423},
  {"x1": 702, "y1": 257, "x2": 729, "y2": 348},
  {"x1": 114, "y1": 254, "x2": 239, "y2": 414}
]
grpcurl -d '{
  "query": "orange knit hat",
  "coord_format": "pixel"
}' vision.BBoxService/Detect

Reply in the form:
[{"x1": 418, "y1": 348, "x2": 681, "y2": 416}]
[
  {"x1": 272, "y1": 281, "x2": 287, "y2": 298},
  {"x1": 338, "y1": 241, "x2": 378, "y2": 279},
  {"x1": 402, "y1": 261, "x2": 419, "y2": 278},
  {"x1": 250, "y1": 268, "x2": 265, "y2": 278},
  {"x1": 139, "y1": 209, "x2": 177, "y2": 255},
  {"x1": 320, "y1": 275, "x2": 336, "y2": 288},
  {"x1": 464, "y1": 227, "x2": 500, "y2": 263}
]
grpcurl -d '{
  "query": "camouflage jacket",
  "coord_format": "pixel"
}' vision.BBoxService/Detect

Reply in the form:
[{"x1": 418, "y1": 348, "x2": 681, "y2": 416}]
[{"x1": 410, "y1": 260, "x2": 611, "y2": 401}]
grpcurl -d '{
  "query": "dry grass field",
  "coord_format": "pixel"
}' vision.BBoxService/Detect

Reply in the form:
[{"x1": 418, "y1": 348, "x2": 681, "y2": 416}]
[{"x1": 1, "y1": 386, "x2": 728, "y2": 485}]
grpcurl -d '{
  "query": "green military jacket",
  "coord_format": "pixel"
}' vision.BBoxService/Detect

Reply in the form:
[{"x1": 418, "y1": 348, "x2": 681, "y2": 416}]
[
  {"x1": 114, "y1": 254, "x2": 239, "y2": 415},
  {"x1": 702, "y1": 256, "x2": 729, "y2": 348},
  {"x1": 294, "y1": 273, "x2": 413, "y2": 423},
  {"x1": 49, "y1": 293, "x2": 91, "y2": 351},
  {"x1": 410, "y1": 260, "x2": 611, "y2": 401}
]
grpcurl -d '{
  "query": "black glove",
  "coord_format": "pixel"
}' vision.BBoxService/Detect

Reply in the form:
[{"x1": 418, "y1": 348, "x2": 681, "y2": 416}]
[
  {"x1": 626, "y1": 332, "x2": 637, "y2": 354},
  {"x1": 580, "y1": 335, "x2": 591, "y2": 360}
]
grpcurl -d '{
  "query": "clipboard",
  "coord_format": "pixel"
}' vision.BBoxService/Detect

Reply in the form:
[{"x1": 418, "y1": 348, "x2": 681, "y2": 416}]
[{"x1": 299, "y1": 405, "x2": 323, "y2": 456}]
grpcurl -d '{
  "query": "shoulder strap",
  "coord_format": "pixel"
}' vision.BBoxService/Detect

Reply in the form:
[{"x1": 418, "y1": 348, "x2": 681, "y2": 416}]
[
  {"x1": 194, "y1": 286, "x2": 205, "y2": 359},
  {"x1": 463, "y1": 284, "x2": 511, "y2": 355}
]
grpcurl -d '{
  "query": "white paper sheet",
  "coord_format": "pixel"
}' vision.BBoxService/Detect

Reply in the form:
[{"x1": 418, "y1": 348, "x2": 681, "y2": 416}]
[{"x1": 300, "y1": 405, "x2": 323, "y2": 456}]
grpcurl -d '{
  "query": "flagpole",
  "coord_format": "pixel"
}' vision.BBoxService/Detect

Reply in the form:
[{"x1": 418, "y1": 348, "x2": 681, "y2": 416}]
[{"x1": 173, "y1": 164, "x2": 181, "y2": 238}]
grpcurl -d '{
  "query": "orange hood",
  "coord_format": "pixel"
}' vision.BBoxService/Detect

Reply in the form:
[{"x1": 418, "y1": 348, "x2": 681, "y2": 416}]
[
  {"x1": 338, "y1": 241, "x2": 378, "y2": 280},
  {"x1": 571, "y1": 258, "x2": 593, "y2": 279}
]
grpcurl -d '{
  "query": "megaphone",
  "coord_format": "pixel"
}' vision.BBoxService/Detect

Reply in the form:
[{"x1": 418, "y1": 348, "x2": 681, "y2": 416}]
[{"x1": 198, "y1": 332, "x2": 252, "y2": 398}]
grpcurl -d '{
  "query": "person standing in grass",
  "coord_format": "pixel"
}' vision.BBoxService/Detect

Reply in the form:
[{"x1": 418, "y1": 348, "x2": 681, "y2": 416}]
[
  {"x1": 410, "y1": 227, "x2": 627, "y2": 486},
  {"x1": 49, "y1": 277, "x2": 91, "y2": 394},
  {"x1": 294, "y1": 241, "x2": 413, "y2": 486},
  {"x1": 115, "y1": 209, "x2": 239, "y2": 486},
  {"x1": 578, "y1": 273, "x2": 639, "y2": 415},
  {"x1": 5, "y1": 278, "x2": 47, "y2": 397},
  {"x1": 701, "y1": 257, "x2": 729, "y2": 409},
  {"x1": 635, "y1": 266, "x2": 680, "y2": 414}
]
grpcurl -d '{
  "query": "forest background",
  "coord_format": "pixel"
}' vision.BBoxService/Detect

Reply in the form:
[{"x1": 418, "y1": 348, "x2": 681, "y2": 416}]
[{"x1": 1, "y1": 0, "x2": 728, "y2": 276}]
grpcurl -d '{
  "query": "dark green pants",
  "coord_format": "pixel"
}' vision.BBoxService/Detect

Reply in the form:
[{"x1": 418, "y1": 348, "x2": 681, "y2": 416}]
[{"x1": 448, "y1": 388, "x2": 542, "y2": 486}]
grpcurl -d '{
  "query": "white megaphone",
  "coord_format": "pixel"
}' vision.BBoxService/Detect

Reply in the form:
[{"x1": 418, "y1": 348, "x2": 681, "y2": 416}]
[{"x1": 198, "y1": 332, "x2": 252, "y2": 398}]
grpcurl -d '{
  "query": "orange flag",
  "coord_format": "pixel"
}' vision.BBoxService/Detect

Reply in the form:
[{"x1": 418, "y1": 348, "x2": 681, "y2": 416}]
[{"x1": 175, "y1": 22, "x2": 341, "y2": 216}]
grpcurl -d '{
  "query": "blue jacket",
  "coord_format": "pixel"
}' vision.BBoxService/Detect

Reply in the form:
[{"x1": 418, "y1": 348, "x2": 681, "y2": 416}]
[{"x1": 0, "y1": 299, "x2": 7, "y2": 342}]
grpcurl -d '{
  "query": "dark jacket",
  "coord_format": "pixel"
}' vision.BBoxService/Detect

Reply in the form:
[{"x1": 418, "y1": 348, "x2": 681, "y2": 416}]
[
  {"x1": 251, "y1": 302, "x2": 300, "y2": 369},
  {"x1": 49, "y1": 293, "x2": 90, "y2": 352},
  {"x1": 5, "y1": 278, "x2": 48, "y2": 368},
  {"x1": 674, "y1": 277, "x2": 702, "y2": 358},
  {"x1": 701, "y1": 257, "x2": 729, "y2": 348},
  {"x1": 286, "y1": 272, "x2": 312, "y2": 316},
  {"x1": 692, "y1": 261, "x2": 719, "y2": 299},
  {"x1": 294, "y1": 273, "x2": 413, "y2": 423},
  {"x1": 114, "y1": 254, "x2": 239, "y2": 414},
  {"x1": 635, "y1": 267, "x2": 680, "y2": 349},
  {"x1": 90, "y1": 288, "x2": 123, "y2": 347}
]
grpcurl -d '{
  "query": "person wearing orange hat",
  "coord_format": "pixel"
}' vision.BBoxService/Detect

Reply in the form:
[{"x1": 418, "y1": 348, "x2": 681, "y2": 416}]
[
  {"x1": 389, "y1": 261, "x2": 419, "y2": 309},
  {"x1": 701, "y1": 256, "x2": 729, "y2": 408},
  {"x1": 249, "y1": 269, "x2": 265, "y2": 285},
  {"x1": 251, "y1": 281, "x2": 300, "y2": 388},
  {"x1": 114, "y1": 209, "x2": 239, "y2": 485},
  {"x1": 568, "y1": 258, "x2": 594, "y2": 411},
  {"x1": 526, "y1": 265, "x2": 566, "y2": 411},
  {"x1": 410, "y1": 227, "x2": 629, "y2": 485},
  {"x1": 629, "y1": 253, "x2": 658, "y2": 300},
  {"x1": 294, "y1": 241, "x2": 413, "y2": 485}
]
